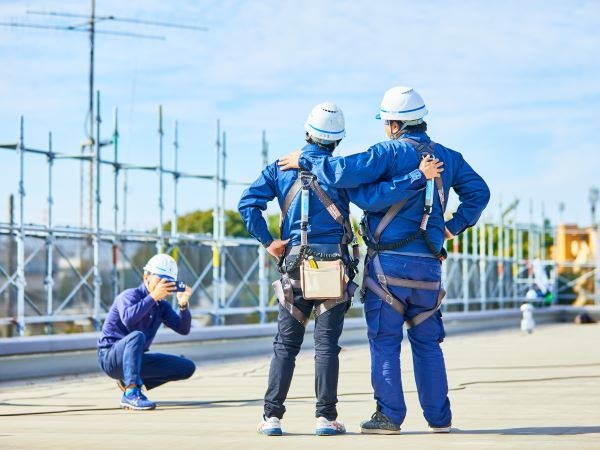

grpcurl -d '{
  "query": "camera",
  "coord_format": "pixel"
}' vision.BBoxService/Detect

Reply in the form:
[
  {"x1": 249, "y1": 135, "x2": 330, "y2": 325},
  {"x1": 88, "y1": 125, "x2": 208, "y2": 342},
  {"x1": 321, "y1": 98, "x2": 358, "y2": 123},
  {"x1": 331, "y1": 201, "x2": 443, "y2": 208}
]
[{"x1": 174, "y1": 281, "x2": 187, "y2": 292}]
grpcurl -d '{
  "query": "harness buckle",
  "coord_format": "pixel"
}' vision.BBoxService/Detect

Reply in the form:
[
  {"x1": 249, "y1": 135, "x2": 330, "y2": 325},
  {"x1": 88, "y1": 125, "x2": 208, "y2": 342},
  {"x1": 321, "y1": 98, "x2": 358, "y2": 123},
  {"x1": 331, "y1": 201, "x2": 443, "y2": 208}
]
[
  {"x1": 359, "y1": 288, "x2": 366, "y2": 303},
  {"x1": 384, "y1": 294, "x2": 394, "y2": 305},
  {"x1": 377, "y1": 273, "x2": 387, "y2": 285},
  {"x1": 300, "y1": 172, "x2": 314, "y2": 188}
]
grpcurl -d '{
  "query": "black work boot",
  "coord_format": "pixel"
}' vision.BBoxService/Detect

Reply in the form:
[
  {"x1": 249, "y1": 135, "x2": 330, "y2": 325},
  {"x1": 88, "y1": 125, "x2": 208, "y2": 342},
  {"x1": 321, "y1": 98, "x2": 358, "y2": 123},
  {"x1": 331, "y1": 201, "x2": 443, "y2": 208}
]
[{"x1": 359, "y1": 411, "x2": 401, "y2": 435}]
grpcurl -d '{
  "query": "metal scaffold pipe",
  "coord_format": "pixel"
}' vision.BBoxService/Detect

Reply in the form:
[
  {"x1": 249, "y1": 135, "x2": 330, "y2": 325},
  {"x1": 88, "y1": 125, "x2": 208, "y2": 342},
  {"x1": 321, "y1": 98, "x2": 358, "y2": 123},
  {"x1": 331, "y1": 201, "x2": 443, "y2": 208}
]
[
  {"x1": 92, "y1": 91, "x2": 102, "y2": 330},
  {"x1": 44, "y1": 132, "x2": 55, "y2": 334},
  {"x1": 212, "y1": 119, "x2": 221, "y2": 324},
  {"x1": 16, "y1": 116, "x2": 26, "y2": 336},
  {"x1": 513, "y1": 219, "x2": 518, "y2": 300},
  {"x1": 498, "y1": 201, "x2": 505, "y2": 307},
  {"x1": 171, "y1": 120, "x2": 179, "y2": 244},
  {"x1": 258, "y1": 130, "x2": 269, "y2": 323},
  {"x1": 169, "y1": 120, "x2": 180, "y2": 309},
  {"x1": 112, "y1": 107, "x2": 120, "y2": 299},
  {"x1": 478, "y1": 221, "x2": 487, "y2": 310},
  {"x1": 122, "y1": 171, "x2": 128, "y2": 233},
  {"x1": 220, "y1": 130, "x2": 227, "y2": 243},
  {"x1": 462, "y1": 227, "x2": 469, "y2": 311},
  {"x1": 219, "y1": 131, "x2": 227, "y2": 314},
  {"x1": 528, "y1": 199, "x2": 534, "y2": 289},
  {"x1": 156, "y1": 105, "x2": 165, "y2": 254}
]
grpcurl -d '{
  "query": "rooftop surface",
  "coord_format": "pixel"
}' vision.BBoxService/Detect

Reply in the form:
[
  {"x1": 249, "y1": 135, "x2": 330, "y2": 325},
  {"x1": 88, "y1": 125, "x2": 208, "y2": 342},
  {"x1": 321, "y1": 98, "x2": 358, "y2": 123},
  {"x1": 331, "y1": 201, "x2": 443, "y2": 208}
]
[{"x1": 1, "y1": 321, "x2": 599, "y2": 449}]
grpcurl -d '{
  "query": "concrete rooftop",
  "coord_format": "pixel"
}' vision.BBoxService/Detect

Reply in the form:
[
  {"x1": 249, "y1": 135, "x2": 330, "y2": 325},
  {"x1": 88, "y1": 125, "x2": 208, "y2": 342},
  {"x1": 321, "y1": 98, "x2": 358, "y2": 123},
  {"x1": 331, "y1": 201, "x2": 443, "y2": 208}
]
[{"x1": 1, "y1": 321, "x2": 599, "y2": 450}]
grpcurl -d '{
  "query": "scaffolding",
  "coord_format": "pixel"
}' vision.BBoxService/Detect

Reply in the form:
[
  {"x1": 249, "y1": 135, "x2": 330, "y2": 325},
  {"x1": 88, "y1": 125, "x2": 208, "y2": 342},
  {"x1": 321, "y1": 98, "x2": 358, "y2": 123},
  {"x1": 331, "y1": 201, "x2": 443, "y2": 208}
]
[
  {"x1": 0, "y1": 100, "x2": 595, "y2": 336},
  {"x1": 0, "y1": 93, "x2": 273, "y2": 336}
]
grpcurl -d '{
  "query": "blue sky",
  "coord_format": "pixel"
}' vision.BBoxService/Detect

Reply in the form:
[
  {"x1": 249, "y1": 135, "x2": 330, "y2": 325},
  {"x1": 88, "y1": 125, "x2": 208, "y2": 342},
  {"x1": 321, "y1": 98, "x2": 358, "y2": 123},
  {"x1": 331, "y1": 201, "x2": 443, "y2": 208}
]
[{"x1": 0, "y1": 0, "x2": 599, "y2": 231}]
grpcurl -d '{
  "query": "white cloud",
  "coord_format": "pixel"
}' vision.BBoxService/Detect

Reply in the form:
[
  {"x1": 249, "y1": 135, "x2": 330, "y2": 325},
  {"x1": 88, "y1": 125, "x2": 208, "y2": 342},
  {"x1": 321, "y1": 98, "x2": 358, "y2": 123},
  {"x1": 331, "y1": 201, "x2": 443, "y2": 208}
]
[{"x1": 0, "y1": 0, "x2": 599, "y2": 229}]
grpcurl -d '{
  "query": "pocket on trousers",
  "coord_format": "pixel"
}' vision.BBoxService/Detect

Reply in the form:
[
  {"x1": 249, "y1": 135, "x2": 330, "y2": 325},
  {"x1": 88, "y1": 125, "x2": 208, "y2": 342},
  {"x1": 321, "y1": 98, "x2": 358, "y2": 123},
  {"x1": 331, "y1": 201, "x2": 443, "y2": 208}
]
[
  {"x1": 363, "y1": 291, "x2": 382, "y2": 338},
  {"x1": 437, "y1": 311, "x2": 446, "y2": 343}
]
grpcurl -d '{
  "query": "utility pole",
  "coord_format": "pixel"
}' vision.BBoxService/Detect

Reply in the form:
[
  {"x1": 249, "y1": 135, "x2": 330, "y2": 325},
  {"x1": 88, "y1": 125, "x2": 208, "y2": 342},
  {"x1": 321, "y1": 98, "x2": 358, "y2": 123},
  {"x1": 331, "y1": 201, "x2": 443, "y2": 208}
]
[{"x1": 87, "y1": 0, "x2": 96, "y2": 234}]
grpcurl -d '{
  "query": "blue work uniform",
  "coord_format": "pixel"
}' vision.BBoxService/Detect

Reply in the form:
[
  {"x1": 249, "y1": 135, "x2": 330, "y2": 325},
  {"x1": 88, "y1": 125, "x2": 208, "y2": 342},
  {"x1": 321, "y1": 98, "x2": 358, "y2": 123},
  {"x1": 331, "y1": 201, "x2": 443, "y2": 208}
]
[
  {"x1": 97, "y1": 284, "x2": 196, "y2": 390},
  {"x1": 238, "y1": 143, "x2": 425, "y2": 421},
  {"x1": 298, "y1": 131, "x2": 490, "y2": 428}
]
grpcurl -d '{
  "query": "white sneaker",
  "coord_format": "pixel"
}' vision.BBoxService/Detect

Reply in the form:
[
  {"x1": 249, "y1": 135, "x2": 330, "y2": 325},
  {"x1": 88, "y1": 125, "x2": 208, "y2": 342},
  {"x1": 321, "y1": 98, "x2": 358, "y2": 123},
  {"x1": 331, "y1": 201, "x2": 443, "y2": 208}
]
[
  {"x1": 429, "y1": 423, "x2": 451, "y2": 433},
  {"x1": 257, "y1": 416, "x2": 282, "y2": 436},
  {"x1": 315, "y1": 417, "x2": 346, "y2": 436}
]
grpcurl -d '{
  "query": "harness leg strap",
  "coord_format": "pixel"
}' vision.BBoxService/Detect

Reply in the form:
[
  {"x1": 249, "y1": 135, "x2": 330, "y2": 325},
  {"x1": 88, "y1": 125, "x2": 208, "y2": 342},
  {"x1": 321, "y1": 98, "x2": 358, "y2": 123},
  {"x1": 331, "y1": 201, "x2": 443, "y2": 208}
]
[
  {"x1": 364, "y1": 254, "x2": 446, "y2": 328},
  {"x1": 406, "y1": 285, "x2": 446, "y2": 328},
  {"x1": 314, "y1": 298, "x2": 347, "y2": 318},
  {"x1": 272, "y1": 277, "x2": 309, "y2": 327},
  {"x1": 313, "y1": 280, "x2": 357, "y2": 318}
]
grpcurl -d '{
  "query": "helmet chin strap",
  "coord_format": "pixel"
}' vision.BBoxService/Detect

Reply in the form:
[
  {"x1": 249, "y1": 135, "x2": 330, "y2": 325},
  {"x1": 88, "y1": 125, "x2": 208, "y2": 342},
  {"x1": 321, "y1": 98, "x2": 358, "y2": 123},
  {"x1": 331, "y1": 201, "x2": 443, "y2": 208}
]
[
  {"x1": 306, "y1": 132, "x2": 340, "y2": 150},
  {"x1": 389, "y1": 118, "x2": 423, "y2": 139},
  {"x1": 387, "y1": 121, "x2": 403, "y2": 140}
]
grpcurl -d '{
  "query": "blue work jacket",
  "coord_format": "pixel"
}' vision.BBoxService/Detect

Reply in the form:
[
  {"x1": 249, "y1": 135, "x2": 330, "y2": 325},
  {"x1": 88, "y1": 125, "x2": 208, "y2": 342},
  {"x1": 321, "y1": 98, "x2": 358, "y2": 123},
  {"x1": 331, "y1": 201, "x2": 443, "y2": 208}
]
[
  {"x1": 238, "y1": 143, "x2": 428, "y2": 247},
  {"x1": 97, "y1": 283, "x2": 191, "y2": 351},
  {"x1": 298, "y1": 131, "x2": 490, "y2": 255}
]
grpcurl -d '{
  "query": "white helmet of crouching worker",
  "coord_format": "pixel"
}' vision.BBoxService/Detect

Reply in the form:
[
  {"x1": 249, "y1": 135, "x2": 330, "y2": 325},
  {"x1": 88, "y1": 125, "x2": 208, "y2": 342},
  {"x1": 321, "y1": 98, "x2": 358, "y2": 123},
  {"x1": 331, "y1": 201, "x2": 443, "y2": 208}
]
[
  {"x1": 376, "y1": 86, "x2": 428, "y2": 129},
  {"x1": 143, "y1": 253, "x2": 178, "y2": 280},
  {"x1": 304, "y1": 102, "x2": 345, "y2": 148}
]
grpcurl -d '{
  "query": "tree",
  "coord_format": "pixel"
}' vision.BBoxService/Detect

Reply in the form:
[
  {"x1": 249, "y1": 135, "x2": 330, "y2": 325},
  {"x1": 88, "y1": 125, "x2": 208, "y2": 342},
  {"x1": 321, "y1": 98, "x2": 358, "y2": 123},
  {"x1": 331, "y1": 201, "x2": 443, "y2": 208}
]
[{"x1": 164, "y1": 209, "x2": 281, "y2": 238}]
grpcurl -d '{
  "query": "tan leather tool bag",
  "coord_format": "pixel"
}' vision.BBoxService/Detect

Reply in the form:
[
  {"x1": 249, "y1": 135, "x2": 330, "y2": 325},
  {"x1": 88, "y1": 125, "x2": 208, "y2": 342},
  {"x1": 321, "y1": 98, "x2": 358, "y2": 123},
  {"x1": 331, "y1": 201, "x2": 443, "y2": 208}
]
[{"x1": 300, "y1": 259, "x2": 346, "y2": 300}]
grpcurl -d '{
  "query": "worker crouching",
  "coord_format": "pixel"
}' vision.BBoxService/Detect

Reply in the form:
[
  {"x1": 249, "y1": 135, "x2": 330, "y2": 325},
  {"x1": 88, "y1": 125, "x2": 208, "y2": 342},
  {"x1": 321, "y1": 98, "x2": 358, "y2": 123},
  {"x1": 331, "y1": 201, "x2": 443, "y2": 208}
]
[{"x1": 97, "y1": 253, "x2": 196, "y2": 410}]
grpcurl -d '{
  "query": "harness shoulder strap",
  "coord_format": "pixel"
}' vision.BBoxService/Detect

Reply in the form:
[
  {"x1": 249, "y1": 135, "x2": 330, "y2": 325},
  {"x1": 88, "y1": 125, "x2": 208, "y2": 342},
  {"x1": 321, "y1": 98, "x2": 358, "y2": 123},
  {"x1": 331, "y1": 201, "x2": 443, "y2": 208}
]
[
  {"x1": 370, "y1": 137, "x2": 434, "y2": 243},
  {"x1": 308, "y1": 177, "x2": 344, "y2": 224},
  {"x1": 305, "y1": 173, "x2": 354, "y2": 244},
  {"x1": 279, "y1": 176, "x2": 303, "y2": 237},
  {"x1": 402, "y1": 138, "x2": 445, "y2": 209},
  {"x1": 434, "y1": 176, "x2": 445, "y2": 210},
  {"x1": 361, "y1": 137, "x2": 448, "y2": 326},
  {"x1": 373, "y1": 199, "x2": 408, "y2": 243}
]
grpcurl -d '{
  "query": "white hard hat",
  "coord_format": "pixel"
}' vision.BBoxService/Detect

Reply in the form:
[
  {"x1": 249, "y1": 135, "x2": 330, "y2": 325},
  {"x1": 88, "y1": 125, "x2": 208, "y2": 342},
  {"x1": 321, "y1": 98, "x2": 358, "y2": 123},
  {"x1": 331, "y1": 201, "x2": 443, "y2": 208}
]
[
  {"x1": 376, "y1": 86, "x2": 428, "y2": 122},
  {"x1": 304, "y1": 102, "x2": 345, "y2": 143},
  {"x1": 143, "y1": 253, "x2": 178, "y2": 280}
]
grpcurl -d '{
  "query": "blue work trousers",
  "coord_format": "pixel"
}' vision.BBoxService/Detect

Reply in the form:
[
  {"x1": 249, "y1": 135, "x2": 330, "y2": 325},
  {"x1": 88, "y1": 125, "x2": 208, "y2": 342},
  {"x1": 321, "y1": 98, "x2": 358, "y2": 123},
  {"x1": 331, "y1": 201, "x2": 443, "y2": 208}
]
[
  {"x1": 98, "y1": 330, "x2": 195, "y2": 390},
  {"x1": 364, "y1": 253, "x2": 452, "y2": 428},
  {"x1": 264, "y1": 288, "x2": 346, "y2": 421}
]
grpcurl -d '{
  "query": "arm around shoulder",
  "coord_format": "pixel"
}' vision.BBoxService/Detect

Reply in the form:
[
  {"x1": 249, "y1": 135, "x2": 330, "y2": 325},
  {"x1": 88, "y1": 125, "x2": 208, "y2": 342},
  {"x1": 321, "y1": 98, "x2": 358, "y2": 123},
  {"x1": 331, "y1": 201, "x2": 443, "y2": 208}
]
[{"x1": 296, "y1": 144, "x2": 393, "y2": 188}]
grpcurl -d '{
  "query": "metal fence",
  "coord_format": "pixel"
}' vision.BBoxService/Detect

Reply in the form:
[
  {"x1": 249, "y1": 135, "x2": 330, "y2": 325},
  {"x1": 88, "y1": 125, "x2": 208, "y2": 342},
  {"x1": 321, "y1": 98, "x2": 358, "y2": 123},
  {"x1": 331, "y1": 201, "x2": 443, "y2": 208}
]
[{"x1": 2, "y1": 217, "x2": 581, "y2": 337}]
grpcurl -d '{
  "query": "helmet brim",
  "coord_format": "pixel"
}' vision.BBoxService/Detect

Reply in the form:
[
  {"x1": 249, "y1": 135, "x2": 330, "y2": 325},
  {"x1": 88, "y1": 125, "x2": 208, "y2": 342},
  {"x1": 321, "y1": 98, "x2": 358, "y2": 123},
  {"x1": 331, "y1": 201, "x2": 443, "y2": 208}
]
[{"x1": 156, "y1": 275, "x2": 176, "y2": 281}]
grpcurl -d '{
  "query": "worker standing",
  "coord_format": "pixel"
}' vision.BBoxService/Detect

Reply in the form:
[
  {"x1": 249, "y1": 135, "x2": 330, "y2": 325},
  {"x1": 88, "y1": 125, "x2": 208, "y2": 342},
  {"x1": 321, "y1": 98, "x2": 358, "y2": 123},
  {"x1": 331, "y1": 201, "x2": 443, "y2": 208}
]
[
  {"x1": 278, "y1": 87, "x2": 490, "y2": 434},
  {"x1": 239, "y1": 101, "x2": 443, "y2": 436}
]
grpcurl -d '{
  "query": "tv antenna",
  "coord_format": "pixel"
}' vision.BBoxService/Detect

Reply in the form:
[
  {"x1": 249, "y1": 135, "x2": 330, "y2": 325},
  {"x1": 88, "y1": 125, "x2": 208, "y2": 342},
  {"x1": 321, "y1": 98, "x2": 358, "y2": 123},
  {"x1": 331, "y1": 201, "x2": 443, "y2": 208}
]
[{"x1": 0, "y1": 0, "x2": 207, "y2": 229}]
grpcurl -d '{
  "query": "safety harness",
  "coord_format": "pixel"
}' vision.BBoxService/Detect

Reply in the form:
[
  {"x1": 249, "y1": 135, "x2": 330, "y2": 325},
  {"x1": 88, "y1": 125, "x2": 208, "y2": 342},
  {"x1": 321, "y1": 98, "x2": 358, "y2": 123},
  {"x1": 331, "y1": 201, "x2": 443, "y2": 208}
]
[
  {"x1": 361, "y1": 138, "x2": 447, "y2": 328},
  {"x1": 273, "y1": 171, "x2": 359, "y2": 326}
]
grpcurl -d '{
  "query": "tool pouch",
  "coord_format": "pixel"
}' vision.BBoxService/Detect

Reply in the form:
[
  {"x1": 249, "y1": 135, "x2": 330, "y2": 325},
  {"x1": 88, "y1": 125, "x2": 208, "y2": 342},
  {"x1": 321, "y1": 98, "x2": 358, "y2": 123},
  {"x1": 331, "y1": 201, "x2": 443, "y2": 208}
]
[{"x1": 300, "y1": 259, "x2": 346, "y2": 300}]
